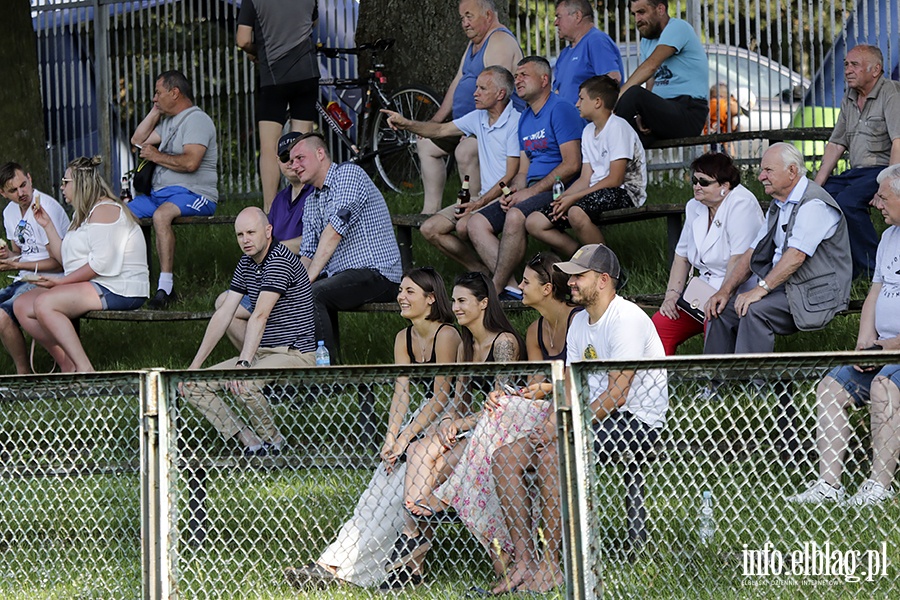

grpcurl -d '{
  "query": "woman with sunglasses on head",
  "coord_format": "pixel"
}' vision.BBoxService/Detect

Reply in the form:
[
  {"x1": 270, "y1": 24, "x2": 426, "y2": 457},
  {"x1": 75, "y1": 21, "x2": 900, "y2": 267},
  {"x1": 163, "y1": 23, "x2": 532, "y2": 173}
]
[
  {"x1": 382, "y1": 271, "x2": 525, "y2": 591},
  {"x1": 651, "y1": 152, "x2": 764, "y2": 354},
  {"x1": 15, "y1": 156, "x2": 149, "y2": 372},
  {"x1": 486, "y1": 251, "x2": 581, "y2": 593},
  {"x1": 284, "y1": 267, "x2": 461, "y2": 591}
]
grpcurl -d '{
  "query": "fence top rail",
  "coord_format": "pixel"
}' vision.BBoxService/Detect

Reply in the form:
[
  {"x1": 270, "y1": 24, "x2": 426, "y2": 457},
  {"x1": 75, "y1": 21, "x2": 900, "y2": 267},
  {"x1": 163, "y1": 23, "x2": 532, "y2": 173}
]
[{"x1": 645, "y1": 127, "x2": 834, "y2": 150}]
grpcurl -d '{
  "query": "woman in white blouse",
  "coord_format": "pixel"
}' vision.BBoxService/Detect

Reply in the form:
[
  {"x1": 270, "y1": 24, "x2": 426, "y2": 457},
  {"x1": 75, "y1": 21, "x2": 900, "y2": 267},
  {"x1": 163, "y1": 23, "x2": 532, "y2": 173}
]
[
  {"x1": 15, "y1": 156, "x2": 149, "y2": 371},
  {"x1": 651, "y1": 152, "x2": 764, "y2": 354}
]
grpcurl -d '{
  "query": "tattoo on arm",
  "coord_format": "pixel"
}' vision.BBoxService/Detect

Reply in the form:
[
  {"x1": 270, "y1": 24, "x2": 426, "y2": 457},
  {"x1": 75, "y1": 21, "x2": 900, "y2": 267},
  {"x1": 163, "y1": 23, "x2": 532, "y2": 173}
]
[{"x1": 493, "y1": 337, "x2": 518, "y2": 362}]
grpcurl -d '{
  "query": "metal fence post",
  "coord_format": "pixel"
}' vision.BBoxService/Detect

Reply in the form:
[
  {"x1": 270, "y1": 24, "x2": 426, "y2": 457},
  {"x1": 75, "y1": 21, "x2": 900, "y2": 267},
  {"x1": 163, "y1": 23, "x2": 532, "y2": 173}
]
[
  {"x1": 141, "y1": 369, "x2": 170, "y2": 600},
  {"x1": 556, "y1": 360, "x2": 591, "y2": 600}
]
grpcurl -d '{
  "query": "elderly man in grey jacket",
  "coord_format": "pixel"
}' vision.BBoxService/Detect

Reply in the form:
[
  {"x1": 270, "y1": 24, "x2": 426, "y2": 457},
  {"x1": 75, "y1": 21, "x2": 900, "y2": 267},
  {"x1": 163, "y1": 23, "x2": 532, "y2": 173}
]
[{"x1": 704, "y1": 143, "x2": 852, "y2": 354}]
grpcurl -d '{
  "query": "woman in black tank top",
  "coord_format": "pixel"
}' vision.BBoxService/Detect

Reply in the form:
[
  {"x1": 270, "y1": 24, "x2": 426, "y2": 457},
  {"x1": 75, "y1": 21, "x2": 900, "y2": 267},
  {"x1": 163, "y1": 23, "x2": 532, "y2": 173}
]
[
  {"x1": 391, "y1": 273, "x2": 524, "y2": 583},
  {"x1": 309, "y1": 268, "x2": 460, "y2": 587},
  {"x1": 520, "y1": 252, "x2": 582, "y2": 362}
]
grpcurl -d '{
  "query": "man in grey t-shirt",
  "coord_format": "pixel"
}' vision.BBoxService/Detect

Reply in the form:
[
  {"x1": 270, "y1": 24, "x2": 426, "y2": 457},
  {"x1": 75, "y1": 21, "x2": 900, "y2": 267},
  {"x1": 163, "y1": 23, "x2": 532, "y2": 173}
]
[{"x1": 130, "y1": 70, "x2": 219, "y2": 309}]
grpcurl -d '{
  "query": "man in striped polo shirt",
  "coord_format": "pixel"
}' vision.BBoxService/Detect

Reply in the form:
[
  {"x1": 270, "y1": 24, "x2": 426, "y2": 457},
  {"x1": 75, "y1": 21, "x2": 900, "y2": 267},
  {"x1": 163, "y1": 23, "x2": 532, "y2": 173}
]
[{"x1": 184, "y1": 206, "x2": 316, "y2": 457}]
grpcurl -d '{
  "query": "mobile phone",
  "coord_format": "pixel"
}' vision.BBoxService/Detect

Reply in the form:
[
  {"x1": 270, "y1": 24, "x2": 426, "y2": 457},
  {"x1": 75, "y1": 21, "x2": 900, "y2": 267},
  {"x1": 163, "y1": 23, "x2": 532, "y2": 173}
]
[
  {"x1": 20, "y1": 273, "x2": 41, "y2": 283},
  {"x1": 134, "y1": 143, "x2": 143, "y2": 150},
  {"x1": 503, "y1": 384, "x2": 518, "y2": 396}
]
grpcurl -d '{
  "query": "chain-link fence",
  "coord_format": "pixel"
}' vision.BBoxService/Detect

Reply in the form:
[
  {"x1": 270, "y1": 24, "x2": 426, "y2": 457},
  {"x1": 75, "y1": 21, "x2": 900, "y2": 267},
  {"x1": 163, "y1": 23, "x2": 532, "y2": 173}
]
[
  {"x1": 567, "y1": 352, "x2": 900, "y2": 599},
  {"x1": 0, "y1": 372, "x2": 144, "y2": 599},
  {"x1": 157, "y1": 362, "x2": 557, "y2": 598}
]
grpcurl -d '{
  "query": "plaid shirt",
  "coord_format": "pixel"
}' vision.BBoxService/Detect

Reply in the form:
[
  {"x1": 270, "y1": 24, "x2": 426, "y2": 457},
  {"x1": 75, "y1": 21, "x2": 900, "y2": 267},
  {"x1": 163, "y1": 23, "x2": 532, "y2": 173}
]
[{"x1": 301, "y1": 162, "x2": 402, "y2": 283}]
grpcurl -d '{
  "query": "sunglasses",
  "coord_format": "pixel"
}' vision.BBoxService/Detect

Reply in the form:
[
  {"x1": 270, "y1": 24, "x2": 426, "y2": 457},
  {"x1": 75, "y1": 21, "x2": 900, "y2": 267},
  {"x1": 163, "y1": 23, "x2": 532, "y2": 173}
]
[{"x1": 691, "y1": 175, "x2": 717, "y2": 187}]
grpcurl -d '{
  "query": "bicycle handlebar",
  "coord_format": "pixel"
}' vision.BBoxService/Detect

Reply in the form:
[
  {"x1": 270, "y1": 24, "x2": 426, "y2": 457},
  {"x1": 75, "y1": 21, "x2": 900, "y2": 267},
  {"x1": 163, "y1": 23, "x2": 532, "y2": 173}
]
[{"x1": 317, "y1": 38, "x2": 395, "y2": 59}]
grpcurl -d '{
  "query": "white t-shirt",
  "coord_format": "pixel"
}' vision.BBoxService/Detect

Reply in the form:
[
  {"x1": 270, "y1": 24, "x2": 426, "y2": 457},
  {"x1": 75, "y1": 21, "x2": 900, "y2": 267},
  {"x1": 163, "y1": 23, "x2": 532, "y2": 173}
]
[
  {"x1": 2, "y1": 189, "x2": 71, "y2": 277},
  {"x1": 873, "y1": 225, "x2": 900, "y2": 340},
  {"x1": 581, "y1": 114, "x2": 647, "y2": 207},
  {"x1": 566, "y1": 295, "x2": 668, "y2": 428}
]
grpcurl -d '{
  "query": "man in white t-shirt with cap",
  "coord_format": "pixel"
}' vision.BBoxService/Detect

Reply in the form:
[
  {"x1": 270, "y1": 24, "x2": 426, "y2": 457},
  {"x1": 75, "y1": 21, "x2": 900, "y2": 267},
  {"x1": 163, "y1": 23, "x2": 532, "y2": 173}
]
[{"x1": 0, "y1": 162, "x2": 71, "y2": 373}]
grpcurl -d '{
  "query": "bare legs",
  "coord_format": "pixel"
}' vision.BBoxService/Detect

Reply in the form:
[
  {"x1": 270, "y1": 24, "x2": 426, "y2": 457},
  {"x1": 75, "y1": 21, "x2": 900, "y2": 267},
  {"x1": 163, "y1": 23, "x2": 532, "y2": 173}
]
[
  {"x1": 525, "y1": 207, "x2": 605, "y2": 259},
  {"x1": 868, "y1": 376, "x2": 900, "y2": 489},
  {"x1": 416, "y1": 137, "x2": 480, "y2": 215},
  {"x1": 14, "y1": 284, "x2": 103, "y2": 372},
  {"x1": 420, "y1": 213, "x2": 488, "y2": 272},
  {"x1": 0, "y1": 310, "x2": 31, "y2": 374},
  {"x1": 468, "y1": 208, "x2": 526, "y2": 295},
  {"x1": 815, "y1": 376, "x2": 855, "y2": 486}
]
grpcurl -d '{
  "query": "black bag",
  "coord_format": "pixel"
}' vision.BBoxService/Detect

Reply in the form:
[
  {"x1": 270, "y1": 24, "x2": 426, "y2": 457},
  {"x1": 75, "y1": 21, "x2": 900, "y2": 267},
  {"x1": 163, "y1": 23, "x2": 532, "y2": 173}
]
[{"x1": 132, "y1": 157, "x2": 156, "y2": 196}]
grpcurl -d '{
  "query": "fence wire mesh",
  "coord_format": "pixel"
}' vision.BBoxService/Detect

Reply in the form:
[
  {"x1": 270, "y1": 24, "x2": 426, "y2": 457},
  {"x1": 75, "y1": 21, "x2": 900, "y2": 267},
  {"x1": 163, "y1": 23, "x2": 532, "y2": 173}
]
[
  {"x1": 0, "y1": 372, "x2": 143, "y2": 599},
  {"x1": 569, "y1": 352, "x2": 900, "y2": 599},
  {"x1": 161, "y1": 362, "x2": 558, "y2": 598}
]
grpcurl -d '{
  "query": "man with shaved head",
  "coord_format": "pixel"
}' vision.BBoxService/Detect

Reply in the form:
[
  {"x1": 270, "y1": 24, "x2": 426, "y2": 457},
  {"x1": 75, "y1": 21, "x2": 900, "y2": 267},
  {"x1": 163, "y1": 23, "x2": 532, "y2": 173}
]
[{"x1": 184, "y1": 205, "x2": 317, "y2": 457}]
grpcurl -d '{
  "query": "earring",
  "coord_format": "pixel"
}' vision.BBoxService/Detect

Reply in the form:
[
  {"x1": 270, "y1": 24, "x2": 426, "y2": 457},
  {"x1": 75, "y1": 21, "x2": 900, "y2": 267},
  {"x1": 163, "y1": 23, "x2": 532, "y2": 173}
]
[{"x1": 720, "y1": 189, "x2": 726, "y2": 197}]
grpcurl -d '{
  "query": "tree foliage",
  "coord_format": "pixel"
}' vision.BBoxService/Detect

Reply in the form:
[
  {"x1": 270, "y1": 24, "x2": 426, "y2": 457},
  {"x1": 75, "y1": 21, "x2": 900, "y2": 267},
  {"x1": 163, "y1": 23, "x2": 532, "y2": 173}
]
[{"x1": 1, "y1": 0, "x2": 50, "y2": 191}]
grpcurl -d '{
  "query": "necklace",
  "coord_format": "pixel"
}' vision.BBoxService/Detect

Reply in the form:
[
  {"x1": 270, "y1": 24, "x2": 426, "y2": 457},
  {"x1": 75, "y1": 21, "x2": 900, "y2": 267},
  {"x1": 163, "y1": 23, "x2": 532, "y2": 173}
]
[
  {"x1": 414, "y1": 327, "x2": 429, "y2": 363},
  {"x1": 544, "y1": 314, "x2": 562, "y2": 350}
]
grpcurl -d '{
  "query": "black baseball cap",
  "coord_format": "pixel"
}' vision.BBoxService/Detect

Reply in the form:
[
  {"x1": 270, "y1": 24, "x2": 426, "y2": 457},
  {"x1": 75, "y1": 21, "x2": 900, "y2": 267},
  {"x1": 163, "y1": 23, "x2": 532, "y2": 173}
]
[{"x1": 277, "y1": 132, "x2": 302, "y2": 163}]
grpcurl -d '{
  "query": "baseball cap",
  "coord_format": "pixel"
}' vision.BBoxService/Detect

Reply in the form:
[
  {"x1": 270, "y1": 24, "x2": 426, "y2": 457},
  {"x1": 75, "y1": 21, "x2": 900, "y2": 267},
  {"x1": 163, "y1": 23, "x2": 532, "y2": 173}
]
[
  {"x1": 554, "y1": 244, "x2": 621, "y2": 279},
  {"x1": 277, "y1": 132, "x2": 302, "y2": 163}
]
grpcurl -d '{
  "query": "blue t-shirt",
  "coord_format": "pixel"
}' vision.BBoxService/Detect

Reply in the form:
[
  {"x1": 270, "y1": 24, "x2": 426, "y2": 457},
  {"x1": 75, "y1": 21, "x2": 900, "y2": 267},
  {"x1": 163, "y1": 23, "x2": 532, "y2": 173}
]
[
  {"x1": 552, "y1": 28, "x2": 623, "y2": 105},
  {"x1": 519, "y1": 93, "x2": 584, "y2": 183},
  {"x1": 452, "y1": 27, "x2": 526, "y2": 116},
  {"x1": 639, "y1": 18, "x2": 708, "y2": 100}
]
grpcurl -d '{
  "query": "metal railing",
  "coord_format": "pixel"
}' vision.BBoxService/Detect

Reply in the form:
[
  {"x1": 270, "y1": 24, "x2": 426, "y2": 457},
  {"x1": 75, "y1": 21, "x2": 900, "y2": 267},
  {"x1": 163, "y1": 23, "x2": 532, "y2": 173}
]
[{"x1": 30, "y1": 0, "x2": 897, "y2": 192}]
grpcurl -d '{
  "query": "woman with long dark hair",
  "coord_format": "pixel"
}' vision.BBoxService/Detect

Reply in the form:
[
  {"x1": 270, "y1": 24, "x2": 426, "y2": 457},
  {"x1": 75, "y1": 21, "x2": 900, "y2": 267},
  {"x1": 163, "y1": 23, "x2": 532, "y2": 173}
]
[
  {"x1": 382, "y1": 271, "x2": 525, "y2": 590},
  {"x1": 284, "y1": 267, "x2": 461, "y2": 590}
]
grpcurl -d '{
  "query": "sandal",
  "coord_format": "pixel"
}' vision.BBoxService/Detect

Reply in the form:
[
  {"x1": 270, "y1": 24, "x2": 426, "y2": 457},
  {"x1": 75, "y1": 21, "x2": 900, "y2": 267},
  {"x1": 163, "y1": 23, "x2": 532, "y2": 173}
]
[
  {"x1": 385, "y1": 533, "x2": 432, "y2": 571},
  {"x1": 405, "y1": 498, "x2": 461, "y2": 524}
]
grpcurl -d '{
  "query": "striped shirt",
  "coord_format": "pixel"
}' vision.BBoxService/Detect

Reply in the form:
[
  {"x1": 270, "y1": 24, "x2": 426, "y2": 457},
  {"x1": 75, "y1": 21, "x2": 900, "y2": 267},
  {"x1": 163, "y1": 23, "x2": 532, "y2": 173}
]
[
  {"x1": 300, "y1": 162, "x2": 402, "y2": 283},
  {"x1": 230, "y1": 241, "x2": 316, "y2": 352}
]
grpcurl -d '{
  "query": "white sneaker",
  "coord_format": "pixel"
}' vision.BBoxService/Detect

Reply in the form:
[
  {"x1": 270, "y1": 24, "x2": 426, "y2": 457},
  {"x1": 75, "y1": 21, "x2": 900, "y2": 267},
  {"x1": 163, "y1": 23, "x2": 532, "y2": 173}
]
[
  {"x1": 786, "y1": 479, "x2": 845, "y2": 504},
  {"x1": 845, "y1": 480, "x2": 894, "y2": 506}
]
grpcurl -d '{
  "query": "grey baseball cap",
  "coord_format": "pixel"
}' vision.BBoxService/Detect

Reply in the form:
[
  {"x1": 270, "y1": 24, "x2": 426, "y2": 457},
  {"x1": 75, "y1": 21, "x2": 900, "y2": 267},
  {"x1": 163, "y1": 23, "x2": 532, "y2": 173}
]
[{"x1": 554, "y1": 244, "x2": 621, "y2": 279}]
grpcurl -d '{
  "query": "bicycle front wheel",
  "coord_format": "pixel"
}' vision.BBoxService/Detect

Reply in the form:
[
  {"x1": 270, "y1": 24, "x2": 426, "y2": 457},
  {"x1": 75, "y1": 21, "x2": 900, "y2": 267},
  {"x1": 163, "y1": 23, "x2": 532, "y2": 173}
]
[{"x1": 373, "y1": 84, "x2": 443, "y2": 195}]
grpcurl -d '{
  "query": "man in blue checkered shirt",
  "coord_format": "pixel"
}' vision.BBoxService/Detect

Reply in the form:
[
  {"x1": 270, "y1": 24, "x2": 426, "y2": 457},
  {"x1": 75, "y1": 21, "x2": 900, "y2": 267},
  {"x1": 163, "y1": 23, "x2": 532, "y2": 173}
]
[{"x1": 288, "y1": 133, "x2": 402, "y2": 362}]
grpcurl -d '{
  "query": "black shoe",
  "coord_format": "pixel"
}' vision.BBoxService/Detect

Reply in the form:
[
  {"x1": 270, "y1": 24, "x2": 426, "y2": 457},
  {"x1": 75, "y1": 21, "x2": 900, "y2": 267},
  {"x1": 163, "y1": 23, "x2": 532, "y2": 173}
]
[
  {"x1": 385, "y1": 533, "x2": 431, "y2": 571},
  {"x1": 147, "y1": 289, "x2": 177, "y2": 309},
  {"x1": 284, "y1": 562, "x2": 338, "y2": 590},
  {"x1": 243, "y1": 442, "x2": 283, "y2": 458},
  {"x1": 378, "y1": 566, "x2": 422, "y2": 592}
]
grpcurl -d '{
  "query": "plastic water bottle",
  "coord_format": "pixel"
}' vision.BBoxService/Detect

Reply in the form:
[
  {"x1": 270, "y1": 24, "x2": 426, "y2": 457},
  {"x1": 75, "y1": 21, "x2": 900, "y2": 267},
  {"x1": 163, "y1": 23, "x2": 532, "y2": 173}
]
[
  {"x1": 698, "y1": 490, "x2": 716, "y2": 544},
  {"x1": 552, "y1": 176, "x2": 564, "y2": 200},
  {"x1": 315, "y1": 341, "x2": 330, "y2": 366}
]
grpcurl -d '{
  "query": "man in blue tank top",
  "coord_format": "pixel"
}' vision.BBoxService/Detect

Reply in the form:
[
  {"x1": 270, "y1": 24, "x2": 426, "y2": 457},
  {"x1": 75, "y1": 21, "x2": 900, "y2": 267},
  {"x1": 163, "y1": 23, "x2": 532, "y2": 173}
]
[
  {"x1": 417, "y1": 0, "x2": 525, "y2": 214},
  {"x1": 615, "y1": 0, "x2": 709, "y2": 144},
  {"x1": 551, "y1": 0, "x2": 623, "y2": 106}
]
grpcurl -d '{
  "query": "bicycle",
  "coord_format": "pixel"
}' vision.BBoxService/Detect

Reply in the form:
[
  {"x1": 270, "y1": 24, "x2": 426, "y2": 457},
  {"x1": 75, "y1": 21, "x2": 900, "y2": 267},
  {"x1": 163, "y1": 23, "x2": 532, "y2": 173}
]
[{"x1": 316, "y1": 38, "x2": 444, "y2": 195}]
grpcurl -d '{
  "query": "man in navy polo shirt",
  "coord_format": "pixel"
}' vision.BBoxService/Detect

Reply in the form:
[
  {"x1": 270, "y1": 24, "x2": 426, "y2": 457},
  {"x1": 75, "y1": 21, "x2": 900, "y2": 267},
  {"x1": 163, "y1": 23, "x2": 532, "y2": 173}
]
[{"x1": 184, "y1": 206, "x2": 317, "y2": 457}]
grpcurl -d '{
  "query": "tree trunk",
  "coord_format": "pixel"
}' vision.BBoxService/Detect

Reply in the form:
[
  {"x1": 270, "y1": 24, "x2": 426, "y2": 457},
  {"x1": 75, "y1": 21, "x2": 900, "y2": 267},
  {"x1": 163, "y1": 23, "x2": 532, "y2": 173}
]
[
  {"x1": 0, "y1": 0, "x2": 50, "y2": 191},
  {"x1": 356, "y1": 0, "x2": 512, "y2": 97}
]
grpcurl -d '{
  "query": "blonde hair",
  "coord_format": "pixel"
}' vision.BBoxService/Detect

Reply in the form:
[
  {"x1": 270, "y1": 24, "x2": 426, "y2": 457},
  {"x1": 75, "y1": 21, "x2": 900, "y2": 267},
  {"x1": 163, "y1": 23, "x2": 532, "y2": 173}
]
[{"x1": 66, "y1": 156, "x2": 136, "y2": 229}]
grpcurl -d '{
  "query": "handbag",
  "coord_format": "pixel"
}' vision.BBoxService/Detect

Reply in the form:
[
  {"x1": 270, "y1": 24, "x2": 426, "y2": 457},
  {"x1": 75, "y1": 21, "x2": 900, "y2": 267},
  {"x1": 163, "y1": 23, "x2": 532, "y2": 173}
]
[
  {"x1": 676, "y1": 277, "x2": 717, "y2": 322},
  {"x1": 132, "y1": 157, "x2": 156, "y2": 196}
]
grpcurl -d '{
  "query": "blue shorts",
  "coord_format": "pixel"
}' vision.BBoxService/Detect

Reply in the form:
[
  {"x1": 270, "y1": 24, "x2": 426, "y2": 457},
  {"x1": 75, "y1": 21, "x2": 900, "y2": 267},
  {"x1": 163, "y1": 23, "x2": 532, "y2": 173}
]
[
  {"x1": 0, "y1": 280, "x2": 37, "y2": 323},
  {"x1": 239, "y1": 294, "x2": 253, "y2": 313},
  {"x1": 828, "y1": 364, "x2": 900, "y2": 407},
  {"x1": 91, "y1": 283, "x2": 146, "y2": 311},
  {"x1": 128, "y1": 185, "x2": 216, "y2": 218},
  {"x1": 475, "y1": 190, "x2": 553, "y2": 233}
]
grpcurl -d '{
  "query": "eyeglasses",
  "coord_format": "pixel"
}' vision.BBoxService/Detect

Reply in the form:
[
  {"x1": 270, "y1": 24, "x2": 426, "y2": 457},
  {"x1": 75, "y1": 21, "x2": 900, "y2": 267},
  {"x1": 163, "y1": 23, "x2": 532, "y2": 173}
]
[
  {"x1": 15, "y1": 219, "x2": 27, "y2": 245},
  {"x1": 60, "y1": 178, "x2": 73, "y2": 187},
  {"x1": 691, "y1": 175, "x2": 717, "y2": 187}
]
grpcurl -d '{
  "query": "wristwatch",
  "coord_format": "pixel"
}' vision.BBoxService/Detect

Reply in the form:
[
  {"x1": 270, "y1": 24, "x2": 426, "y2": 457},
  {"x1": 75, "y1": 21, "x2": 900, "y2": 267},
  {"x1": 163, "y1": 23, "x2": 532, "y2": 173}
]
[
  {"x1": 758, "y1": 279, "x2": 771, "y2": 293},
  {"x1": 235, "y1": 359, "x2": 252, "y2": 368}
]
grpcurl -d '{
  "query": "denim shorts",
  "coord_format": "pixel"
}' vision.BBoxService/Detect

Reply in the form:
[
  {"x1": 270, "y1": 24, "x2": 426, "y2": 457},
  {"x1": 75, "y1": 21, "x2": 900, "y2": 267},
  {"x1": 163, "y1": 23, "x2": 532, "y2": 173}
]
[
  {"x1": 91, "y1": 283, "x2": 146, "y2": 311},
  {"x1": 474, "y1": 190, "x2": 553, "y2": 233},
  {"x1": 0, "y1": 280, "x2": 37, "y2": 322},
  {"x1": 239, "y1": 294, "x2": 253, "y2": 313},
  {"x1": 828, "y1": 364, "x2": 900, "y2": 407}
]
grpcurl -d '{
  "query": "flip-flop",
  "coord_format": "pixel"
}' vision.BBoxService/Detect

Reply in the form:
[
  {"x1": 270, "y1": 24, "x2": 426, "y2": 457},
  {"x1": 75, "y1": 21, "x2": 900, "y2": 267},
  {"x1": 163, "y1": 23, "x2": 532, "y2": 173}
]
[{"x1": 405, "y1": 498, "x2": 461, "y2": 524}]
